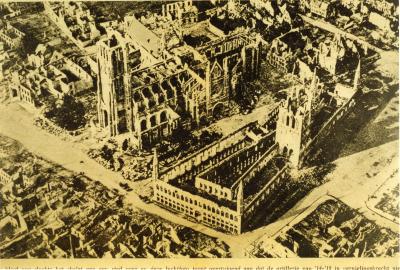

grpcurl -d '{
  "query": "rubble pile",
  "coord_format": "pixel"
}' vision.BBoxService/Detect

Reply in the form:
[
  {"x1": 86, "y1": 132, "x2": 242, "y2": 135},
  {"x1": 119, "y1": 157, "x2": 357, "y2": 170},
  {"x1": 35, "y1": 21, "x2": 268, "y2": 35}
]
[
  {"x1": 87, "y1": 140, "x2": 151, "y2": 181},
  {"x1": 275, "y1": 199, "x2": 399, "y2": 257}
]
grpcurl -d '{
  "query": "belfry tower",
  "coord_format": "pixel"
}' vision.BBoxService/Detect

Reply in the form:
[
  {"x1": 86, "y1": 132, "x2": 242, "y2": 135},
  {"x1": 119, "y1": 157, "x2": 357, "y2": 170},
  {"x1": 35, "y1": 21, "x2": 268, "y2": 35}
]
[{"x1": 276, "y1": 72, "x2": 322, "y2": 168}]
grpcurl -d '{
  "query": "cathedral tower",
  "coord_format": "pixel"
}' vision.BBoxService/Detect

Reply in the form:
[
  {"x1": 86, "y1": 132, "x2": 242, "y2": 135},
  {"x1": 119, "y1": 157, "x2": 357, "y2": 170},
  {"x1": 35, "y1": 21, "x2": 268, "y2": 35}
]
[{"x1": 97, "y1": 31, "x2": 129, "y2": 136}]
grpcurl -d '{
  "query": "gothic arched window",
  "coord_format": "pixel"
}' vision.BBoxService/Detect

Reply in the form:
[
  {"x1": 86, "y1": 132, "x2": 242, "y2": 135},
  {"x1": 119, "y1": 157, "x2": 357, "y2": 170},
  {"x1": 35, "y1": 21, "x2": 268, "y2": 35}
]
[
  {"x1": 140, "y1": 119, "x2": 147, "y2": 131},
  {"x1": 150, "y1": 115, "x2": 157, "y2": 127},
  {"x1": 160, "y1": 111, "x2": 167, "y2": 122}
]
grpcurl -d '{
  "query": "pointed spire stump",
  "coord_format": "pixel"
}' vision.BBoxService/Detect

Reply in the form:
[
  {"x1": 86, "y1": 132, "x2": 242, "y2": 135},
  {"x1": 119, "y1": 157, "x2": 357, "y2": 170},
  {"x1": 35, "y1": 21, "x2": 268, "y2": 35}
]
[
  {"x1": 152, "y1": 148, "x2": 159, "y2": 181},
  {"x1": 69, "y1": 233, "x2": 75, "y2": 258},
  {"x1": 236, "y1": 180, "x2": 244, "y2": 214},
  {"x1": 353, "y1": 59, "x2": 361, "y2": 91}
]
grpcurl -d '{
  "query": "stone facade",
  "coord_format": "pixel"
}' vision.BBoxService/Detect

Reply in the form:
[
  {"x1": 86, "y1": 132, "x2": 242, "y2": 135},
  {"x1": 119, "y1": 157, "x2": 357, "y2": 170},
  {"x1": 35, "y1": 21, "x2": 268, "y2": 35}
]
[
  {"x1": 268, "y1": 38, "x2": 295, "y2": 74},
  {"x1": 161, "y1": 0, "x2": 198, "y2": 24},
  {"x1": 0, "y1": 168, "x2": 12, "y2": 185},
  {"x1": 268, "y1": 29, "x2": 353, "y2": 77},
  {"x1": 0, "y1": 22, "x2": 24, "y2": 49},
  {"x1": 9, "y1": 83, "x2": 35, "y2": 106}
]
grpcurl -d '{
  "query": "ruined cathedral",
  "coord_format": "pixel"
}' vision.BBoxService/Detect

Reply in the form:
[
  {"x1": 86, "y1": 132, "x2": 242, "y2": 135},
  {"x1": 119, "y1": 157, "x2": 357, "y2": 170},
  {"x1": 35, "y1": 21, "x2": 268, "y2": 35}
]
[{"x1": 96, "y1": 4, "x2": 262, "y2": 148}]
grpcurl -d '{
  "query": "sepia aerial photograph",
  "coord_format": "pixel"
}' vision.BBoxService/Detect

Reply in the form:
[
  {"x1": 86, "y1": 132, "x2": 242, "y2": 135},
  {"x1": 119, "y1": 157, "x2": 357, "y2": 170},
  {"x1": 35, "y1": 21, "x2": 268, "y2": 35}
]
[{"x1": 0, "y1": 0, "x2": 398, "y2": 261}]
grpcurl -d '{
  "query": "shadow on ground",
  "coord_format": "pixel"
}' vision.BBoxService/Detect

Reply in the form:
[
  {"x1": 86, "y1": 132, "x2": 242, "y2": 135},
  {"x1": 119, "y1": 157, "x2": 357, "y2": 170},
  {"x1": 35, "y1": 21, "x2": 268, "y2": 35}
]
[
  {"x1": 244, "y1": 162, "x2": 336, "y2": 232},
  {"x1": 307, "y1": 83, "x2": 398, "y2": 167}
]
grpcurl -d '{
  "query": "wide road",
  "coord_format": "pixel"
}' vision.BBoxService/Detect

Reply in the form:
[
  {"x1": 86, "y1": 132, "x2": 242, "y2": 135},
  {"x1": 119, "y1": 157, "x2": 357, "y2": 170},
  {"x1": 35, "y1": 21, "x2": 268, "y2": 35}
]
[{"x1": 0, "y1": 103, "x2": 126, "y2": 193}]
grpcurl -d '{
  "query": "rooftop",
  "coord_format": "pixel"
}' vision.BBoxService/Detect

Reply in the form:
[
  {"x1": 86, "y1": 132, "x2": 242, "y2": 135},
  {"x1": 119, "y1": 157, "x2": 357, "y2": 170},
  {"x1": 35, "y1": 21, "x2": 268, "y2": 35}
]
[{"x1": 124, "y1": 15, "x2": 163, "y2": 58}]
